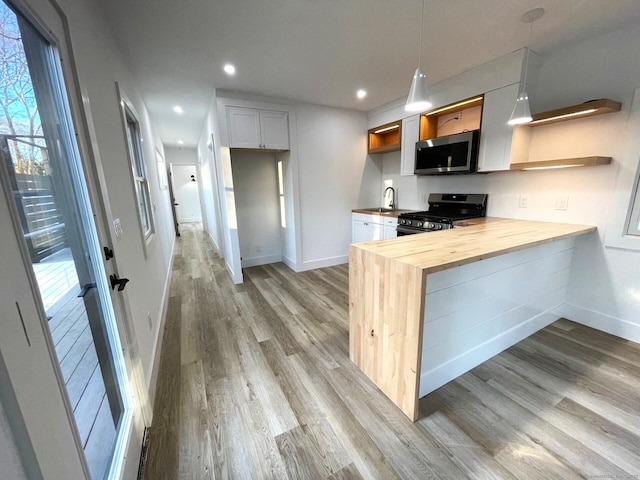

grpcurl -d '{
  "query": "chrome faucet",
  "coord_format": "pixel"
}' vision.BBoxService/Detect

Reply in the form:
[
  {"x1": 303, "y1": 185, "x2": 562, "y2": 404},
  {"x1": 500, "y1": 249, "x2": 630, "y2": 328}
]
[{"x1": 383, "y1": 186, "x2": 395, "y2": 209}]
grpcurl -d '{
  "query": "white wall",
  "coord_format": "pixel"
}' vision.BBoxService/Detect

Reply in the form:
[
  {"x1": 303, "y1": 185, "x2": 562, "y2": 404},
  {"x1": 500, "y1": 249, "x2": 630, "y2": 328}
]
[
  {"x1": 231, "y1": 151, "x2": 282, "y2": 267},
  {"x1": 196, "y1": 100, "x2": 224, "y2": 255},
  {"x1": 295, "y1": 104, "x2": 380, "y2": 268},
  {"x1": 372, "y1": 23, "x2": 640, "y2": 343},
  {"x1": 0, "y1": 400, "x2": 27, "y2": 480}
]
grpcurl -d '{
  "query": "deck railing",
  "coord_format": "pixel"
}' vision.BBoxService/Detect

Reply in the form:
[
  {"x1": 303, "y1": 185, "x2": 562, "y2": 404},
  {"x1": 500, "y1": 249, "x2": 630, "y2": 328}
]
[{"x1": 1, "y1": 134, "x2": 68, "y2": 263}]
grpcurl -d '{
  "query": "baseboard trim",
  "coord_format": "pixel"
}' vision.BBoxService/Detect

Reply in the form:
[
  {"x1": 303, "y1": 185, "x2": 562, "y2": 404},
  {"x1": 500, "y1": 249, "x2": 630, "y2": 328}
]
[
  {"x1": 561, "y1": 303, "x2": 640, "y2": 343},
  {"x1": 282, "y1": 255, "x2": 298, "y2": 272},
  {"x1": 298, "y1": 254, "x2": 348, "y2": 272},
  {"x1": 241, "y1": 254, "x2": 282, "y2": 268},
  {"x1": 147, "y1": 235, "x2": 176, "y2": 414}
]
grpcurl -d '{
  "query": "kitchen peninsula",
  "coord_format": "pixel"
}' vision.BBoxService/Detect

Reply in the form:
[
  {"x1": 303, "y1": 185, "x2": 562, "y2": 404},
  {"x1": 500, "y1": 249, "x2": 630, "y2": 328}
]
[{"x1": 349, "y1": 218, "x2": 596, "y2": 421}]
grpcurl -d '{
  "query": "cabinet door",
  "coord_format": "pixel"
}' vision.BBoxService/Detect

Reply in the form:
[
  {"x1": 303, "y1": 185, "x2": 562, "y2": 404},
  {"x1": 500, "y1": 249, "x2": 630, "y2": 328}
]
[
  {"x1": 352, "y1": 219, "x2": 369, "y2": 243},
  {"x1": 369, "y1": 222, "x2": 383, "y2": 241},
  {"x1": 401, "y1": 115, "x2": 420, "y2": 176},
  {"x1": 228, "y1": 107, "x2": 261, "y2": 148},
  {"x1": 477, "y1": 83, "x2": 519, "y2": 172},
  {"x1": 383, "y1": 224, "x2": 397, "y2": 239},
  {"x1": 260, "y1": 110, "x2": 289, "y2": 150}
]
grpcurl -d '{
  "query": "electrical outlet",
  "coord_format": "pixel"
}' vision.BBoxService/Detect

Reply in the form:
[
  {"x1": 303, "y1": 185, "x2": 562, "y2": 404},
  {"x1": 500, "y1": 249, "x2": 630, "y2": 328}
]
[
  {"x1": 555, "y1": 195, "x2": 569, "y2": 210},
  {"x1": 147, "y1": 311, "x2": 153, "y2": 329},
  {"x1": 518, "y1": 195, "x2": 528, "y2": 208}
]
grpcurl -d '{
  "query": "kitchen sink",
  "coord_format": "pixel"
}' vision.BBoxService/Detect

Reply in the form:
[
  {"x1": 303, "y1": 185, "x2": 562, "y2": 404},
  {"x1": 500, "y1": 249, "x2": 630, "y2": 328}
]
[{"x1": 361, "y1": 207, "x2": 396, "y2": 212}]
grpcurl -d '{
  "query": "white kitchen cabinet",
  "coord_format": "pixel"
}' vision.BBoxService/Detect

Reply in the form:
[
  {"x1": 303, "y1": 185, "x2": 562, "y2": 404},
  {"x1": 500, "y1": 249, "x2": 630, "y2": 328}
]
[
  {"x1": 477, "y1": 83, "x2": 520, "y2": 172},
  {"x1": 352, "y1": 213, "x2": 395, "y2": 242},
  {"x1": 383, "y1": 224, "x2": 397, "y2": 239},
  {"x1": 352, "y1": 213, "x2": 382, "y2": 243},
  {"x1": 227, "y1": 107, "x2": 289, "y2": 150},
  {"x1": 401, "y1": 114, "x2": 420, "y2": 176}
]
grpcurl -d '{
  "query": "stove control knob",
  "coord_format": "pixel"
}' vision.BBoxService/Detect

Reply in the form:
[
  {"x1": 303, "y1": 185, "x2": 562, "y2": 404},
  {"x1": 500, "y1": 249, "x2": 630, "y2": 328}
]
[
  {"x1": 428, "y1": 223, "x2": 435, "y2": 229},
  {"x1": 399, "y1": 219, "x2": 405, "y2": 225},
  {"x1": 417, "y1": 222, "x2": 423, "y2": 227},
  {"x1": 436, "y1": 224, "x2": 443, "y2": 230},
  {"x1": 407, "y1": 220, "x2": 412, "y2": 226}
]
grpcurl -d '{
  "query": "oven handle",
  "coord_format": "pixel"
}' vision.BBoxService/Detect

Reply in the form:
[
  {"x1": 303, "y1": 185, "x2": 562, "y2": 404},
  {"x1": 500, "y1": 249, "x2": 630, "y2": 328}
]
[{"x1": 396, "y1": 225, "x2": 425, "y2": 235}]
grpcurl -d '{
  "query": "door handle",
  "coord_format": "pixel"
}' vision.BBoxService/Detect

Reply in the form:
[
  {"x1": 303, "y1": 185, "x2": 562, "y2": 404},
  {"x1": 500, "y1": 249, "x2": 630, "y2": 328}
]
[
  {"x1": 78, "y1": 283, "x2": 97, "y2": 297},
  {"x1": 109, "y1": 274, "x2": 129, "y2": 291}
]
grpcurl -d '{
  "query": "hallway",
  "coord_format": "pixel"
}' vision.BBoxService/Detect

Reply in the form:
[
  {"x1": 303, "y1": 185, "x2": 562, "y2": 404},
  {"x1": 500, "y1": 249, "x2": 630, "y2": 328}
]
[{"x1": 144, "y1": 224, "x2": 640, "y2": 479}]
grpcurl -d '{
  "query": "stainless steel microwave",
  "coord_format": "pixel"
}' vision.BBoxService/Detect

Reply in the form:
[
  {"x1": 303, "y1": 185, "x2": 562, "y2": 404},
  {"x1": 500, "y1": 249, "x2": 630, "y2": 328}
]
[{"x1": 414, "y1": 130, "x2": 479, "y2": 175}]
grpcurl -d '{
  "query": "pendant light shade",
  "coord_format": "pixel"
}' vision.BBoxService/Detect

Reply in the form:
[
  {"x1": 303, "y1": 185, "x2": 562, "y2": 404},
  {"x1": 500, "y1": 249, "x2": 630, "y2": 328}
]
[
  {"x1": 508, "y1": 8, "x2": 544, "y2": 126},
  {"x1": 507, "y1": 91, "x2": 532, "y2": 125},
  {"x1": 405, "y1": 0, "x2": 431, "y2": 112},
  {"x1": 405, "y1": 67, "x2": 432, "y2": 112}
]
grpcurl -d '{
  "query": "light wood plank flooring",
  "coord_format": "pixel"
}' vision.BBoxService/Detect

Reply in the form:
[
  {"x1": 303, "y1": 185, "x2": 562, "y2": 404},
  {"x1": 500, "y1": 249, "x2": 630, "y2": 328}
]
[{"x1": 145, "y1": 224, "x2": 640, "y2": 479}]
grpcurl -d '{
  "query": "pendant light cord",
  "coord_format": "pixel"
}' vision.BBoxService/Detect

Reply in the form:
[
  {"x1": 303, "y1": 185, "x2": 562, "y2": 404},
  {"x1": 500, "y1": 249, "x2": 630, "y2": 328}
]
[
  {"x1": 418, "y1": 0, "x2": 425, "y2": 67},
  {"x1": 522, "y1": 19, "x2": 533, "y2": 88}
]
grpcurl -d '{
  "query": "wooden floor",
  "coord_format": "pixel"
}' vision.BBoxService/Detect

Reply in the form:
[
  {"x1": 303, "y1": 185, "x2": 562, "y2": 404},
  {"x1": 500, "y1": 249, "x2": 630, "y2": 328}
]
[
  {"x1": 145, "y1": 223, "x2": 640, "y2": 480},
  {"x1": 48, "y1": 294, "x2": 116, "y2": 479}
]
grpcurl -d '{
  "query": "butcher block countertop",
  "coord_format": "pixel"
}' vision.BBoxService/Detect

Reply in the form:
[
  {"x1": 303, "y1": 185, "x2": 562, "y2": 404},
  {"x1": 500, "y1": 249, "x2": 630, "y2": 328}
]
[
  {"x1": 351, "y1": 208, "x2": 416, "y2": 217},
  {"x1": 349, "y1": 217, "x2": 596, "y2": 421},
  {"x1": 352, "y1": 217, "x2": 596, "y2": 274}
]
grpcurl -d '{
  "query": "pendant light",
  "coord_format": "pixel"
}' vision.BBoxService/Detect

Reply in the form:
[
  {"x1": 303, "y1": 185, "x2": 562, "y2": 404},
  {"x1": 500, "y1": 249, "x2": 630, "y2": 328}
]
[
  {"x1": 508, "y1": 7, "x2": 545, "y2": 125},
  {"x1": 405, "y1": 0, "x2": 431, "y2": 112}
]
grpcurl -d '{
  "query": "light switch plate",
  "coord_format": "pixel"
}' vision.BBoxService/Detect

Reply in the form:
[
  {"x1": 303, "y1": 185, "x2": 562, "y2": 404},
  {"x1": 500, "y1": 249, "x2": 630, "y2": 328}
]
[
  {"x1": 113, "y1": 218, "x2": 123, "y2": 240},
  {"x1": 555, "y1": 196, "x2": 569, "y2": 210}
]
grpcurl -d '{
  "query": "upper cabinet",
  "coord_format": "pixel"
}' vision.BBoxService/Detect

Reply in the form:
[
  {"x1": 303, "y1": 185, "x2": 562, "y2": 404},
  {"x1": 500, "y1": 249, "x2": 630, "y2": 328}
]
[
  {"x1": 227, "y1": 107, "x2": 289, "y2": 150},
  {"x1": 477, "y1": 84, "x2": 520, "y2": 172},
  {"x1": 368, "y1": 121, "x2": 401, "y2": 154},
  {"x1": 400, "y1": 115, "x2": 420, "y2": 176}
]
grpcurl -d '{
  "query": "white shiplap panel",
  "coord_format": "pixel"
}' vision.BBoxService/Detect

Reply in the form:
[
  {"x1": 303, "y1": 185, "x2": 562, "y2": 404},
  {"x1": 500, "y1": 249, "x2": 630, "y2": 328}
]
[
  {"x1": 419, "y1": 306, "x2": 562, "y2": 397},
  {"x1": 419, "y1": 238, "x2": 576, "y2": 399},
  {"x1": 425, "y1": 237, "x2": 574, "y2": 293},
  {"x1": 425, "y1": 248, "x2": 573, "y2": 323}
]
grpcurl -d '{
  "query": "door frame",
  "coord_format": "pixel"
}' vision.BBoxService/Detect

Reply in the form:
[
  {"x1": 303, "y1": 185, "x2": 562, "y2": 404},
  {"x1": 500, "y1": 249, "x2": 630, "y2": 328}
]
[{"x1": 0, "y1": 0, "x2": 150, "y2": 478}]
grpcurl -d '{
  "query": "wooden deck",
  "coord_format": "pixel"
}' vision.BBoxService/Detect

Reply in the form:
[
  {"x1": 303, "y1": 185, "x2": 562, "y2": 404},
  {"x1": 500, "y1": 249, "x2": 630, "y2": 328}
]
[
  {"x1": 48, "y1": 290, "x2": 116, "y2": 479},
  {"x1": 32, "y1": 247, "x2": 79, "y2": 312}
]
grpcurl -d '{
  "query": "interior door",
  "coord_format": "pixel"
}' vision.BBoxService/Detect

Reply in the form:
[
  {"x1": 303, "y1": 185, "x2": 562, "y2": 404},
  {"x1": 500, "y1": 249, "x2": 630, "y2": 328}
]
[
  {"x1": 171, "y1": 164, "x2": 202, "y2": 223},
  {"x1": 0, "y1": 3, "x2": 140, "y2": 478}
]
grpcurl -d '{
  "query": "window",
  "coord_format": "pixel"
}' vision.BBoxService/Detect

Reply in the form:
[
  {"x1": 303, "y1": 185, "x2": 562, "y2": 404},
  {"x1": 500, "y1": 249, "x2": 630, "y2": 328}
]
[
  {"x1": 627, "y1": 166, "x2": 640, "y2": 236},
  {"x1": 123, "y1": 104, "x2": 154, "y2": 240}
]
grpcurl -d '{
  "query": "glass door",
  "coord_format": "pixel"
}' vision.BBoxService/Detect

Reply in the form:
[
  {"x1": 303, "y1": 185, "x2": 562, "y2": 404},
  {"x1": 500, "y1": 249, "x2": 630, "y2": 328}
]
[{"x1": 0, "y1": 2, "x2": 133, "y2": 478}]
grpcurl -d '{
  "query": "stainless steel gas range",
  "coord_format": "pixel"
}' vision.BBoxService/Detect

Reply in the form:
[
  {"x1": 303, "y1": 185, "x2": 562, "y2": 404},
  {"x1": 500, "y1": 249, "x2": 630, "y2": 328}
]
[{"x1": 396, "y1": 193, "x2": 488, "y2": 236}]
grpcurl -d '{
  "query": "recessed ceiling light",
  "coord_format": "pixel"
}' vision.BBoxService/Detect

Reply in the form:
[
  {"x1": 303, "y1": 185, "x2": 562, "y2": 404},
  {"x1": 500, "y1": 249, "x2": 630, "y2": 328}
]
[
  {"x1": 357, "y1": 89, "x2": 367, "y2": 99},
  {"x1": 173, "y1": 105, "x2": 183, "y2": 114},
  {"x1": 224, "y1": 64, "x2": 236, "y2": 75},
  {"x1": 177, "y1": 139, "x2": 184, "y2": 145}
]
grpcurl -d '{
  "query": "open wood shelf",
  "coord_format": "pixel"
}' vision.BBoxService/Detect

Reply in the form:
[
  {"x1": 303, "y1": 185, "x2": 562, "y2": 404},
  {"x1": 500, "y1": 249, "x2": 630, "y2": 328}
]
[
  {"x1": 510, "y1": 156, "x2": 612, "y2": 171},
  {"x1": 368, "y1": 121, "x2": 401, "y2": 154},
  {"x1": 528, "y1": 99, "x2": 621, "y2": 127},
  {"x1": 419, "y1": 95, "x2": 483, "y2": 140}
]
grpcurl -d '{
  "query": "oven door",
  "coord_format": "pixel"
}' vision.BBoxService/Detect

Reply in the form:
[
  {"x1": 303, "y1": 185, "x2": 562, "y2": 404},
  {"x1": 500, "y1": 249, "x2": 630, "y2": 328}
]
[{"x1": 396, "y1": 225, "x2": 428, "y2": 236}]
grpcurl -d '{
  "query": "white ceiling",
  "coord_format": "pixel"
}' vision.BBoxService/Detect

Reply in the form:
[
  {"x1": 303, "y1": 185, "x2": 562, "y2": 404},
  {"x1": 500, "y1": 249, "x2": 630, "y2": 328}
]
[{"x1": 99, "y1": 0, "x2": 640, "y2": 147}]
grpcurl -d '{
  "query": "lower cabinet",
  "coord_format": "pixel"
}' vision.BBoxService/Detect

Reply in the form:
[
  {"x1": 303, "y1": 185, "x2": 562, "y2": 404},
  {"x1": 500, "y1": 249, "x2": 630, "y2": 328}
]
[{"x1": 352, "y1": 213, "x2": 397, "y2": 242}]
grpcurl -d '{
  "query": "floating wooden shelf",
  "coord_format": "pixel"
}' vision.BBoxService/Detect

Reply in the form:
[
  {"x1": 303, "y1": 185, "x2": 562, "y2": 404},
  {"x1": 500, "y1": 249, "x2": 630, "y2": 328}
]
[
  {"x1": 528, "y1": 99, "x2": 621, "y2": 127},
  {"x1": 368, "y1": 121, "x2": 401, "y2": 154},
  {"x1": 510, "y1": 156, "x2": 612, "y2": 171}
]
